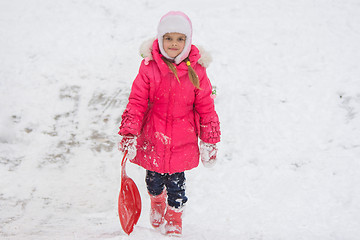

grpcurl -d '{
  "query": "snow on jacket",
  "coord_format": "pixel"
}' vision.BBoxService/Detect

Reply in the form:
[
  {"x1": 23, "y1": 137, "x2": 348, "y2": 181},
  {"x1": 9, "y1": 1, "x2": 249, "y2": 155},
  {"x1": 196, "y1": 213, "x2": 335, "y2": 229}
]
[{"x1": 118, "y1": 39, "x2": 221, "y2": 174}]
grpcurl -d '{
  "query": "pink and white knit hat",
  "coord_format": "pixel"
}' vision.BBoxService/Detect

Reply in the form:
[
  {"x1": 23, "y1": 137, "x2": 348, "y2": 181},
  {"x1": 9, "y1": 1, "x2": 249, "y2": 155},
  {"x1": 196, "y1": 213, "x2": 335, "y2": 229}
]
[{"x1": 157, "y1": 11, "x2": 193, "y2": 65}]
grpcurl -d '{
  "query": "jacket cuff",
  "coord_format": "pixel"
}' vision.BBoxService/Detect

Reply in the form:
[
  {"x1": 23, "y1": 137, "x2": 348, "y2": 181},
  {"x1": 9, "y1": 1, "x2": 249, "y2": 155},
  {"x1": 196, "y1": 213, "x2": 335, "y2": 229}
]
[
  {"x1": 199, "y1": 116, "x2": 221, "y2": 144},
  {"x1": 118, "y1": 110, "x2": 141, "y2": 136}
]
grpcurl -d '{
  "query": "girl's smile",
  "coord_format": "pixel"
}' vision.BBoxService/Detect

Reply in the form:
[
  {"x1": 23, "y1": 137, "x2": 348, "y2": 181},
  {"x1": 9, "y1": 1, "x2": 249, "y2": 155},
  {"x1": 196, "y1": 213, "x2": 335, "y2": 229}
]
[{"x1": 162, "y1": 32, "x2": 186, "y2": 58}]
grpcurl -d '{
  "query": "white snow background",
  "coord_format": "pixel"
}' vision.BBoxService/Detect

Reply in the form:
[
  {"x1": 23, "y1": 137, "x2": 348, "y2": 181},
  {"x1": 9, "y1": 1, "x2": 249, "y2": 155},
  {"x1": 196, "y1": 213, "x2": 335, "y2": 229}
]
[{"x1": 1, "y1": 0, "x2": 360, "y2": 239}]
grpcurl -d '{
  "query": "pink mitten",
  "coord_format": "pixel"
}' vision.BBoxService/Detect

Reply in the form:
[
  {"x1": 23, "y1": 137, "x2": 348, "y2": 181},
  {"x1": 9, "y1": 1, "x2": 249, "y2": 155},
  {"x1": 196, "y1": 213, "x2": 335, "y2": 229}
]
[
  {"x1": 118, "y1": 135, "x2": 137, "y2": 160},
  {"x1": 200, "y1": 141, "x2": 218, "y2": 168}
]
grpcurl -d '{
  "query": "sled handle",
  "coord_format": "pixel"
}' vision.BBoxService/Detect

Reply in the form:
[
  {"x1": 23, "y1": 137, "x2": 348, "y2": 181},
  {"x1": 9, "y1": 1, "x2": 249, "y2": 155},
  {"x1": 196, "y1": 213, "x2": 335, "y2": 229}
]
[
  {"x1": 121, "y1": 150, "x2": 128, "y2": 179},
  {"x1": 121, "y1": 150, "x2": 128, "y2": 166}
]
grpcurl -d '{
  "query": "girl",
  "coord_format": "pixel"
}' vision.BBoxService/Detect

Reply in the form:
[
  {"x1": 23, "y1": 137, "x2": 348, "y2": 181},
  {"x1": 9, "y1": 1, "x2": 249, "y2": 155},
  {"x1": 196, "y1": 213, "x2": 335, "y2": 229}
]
[{"x1": 118, "y1": 11, "x2": 221, "y2": 236}]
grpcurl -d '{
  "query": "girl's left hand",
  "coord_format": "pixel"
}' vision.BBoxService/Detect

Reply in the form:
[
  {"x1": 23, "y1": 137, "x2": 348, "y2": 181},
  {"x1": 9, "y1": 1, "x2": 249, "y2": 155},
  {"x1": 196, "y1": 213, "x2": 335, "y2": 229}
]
[{"x1": 200, "y1": 141, "x2": 218, "y2": 168}]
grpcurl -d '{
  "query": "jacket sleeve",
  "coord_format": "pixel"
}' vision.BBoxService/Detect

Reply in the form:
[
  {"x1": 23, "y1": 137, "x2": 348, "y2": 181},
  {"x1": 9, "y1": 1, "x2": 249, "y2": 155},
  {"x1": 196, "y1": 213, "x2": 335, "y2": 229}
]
[
  {"x1": 194, "y1": 67, "x2": 221, "y2": 144},
  {"x1": 118, "y1": 60, "x2": 150, "y2": 136}
]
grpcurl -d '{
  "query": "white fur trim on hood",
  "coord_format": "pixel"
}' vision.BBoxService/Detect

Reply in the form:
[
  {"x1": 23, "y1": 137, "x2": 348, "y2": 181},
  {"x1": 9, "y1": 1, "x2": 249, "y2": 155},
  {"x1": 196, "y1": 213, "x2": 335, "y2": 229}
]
[
  {"x1": 139, "y1": 38, "x2": 212, "y2": 68},
  {"x1": 196, "y1": 45, "x2": 213, "y2": 68},
  {"x1": 139, "y1": 38, "x2": 155, "y2": 64}
]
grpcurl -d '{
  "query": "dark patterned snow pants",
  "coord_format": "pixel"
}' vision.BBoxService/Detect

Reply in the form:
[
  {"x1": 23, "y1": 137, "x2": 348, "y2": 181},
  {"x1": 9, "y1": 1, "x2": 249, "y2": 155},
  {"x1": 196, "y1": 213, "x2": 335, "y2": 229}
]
[{"x1": 146, "y1": 170, "x2": 188, "y2": 208}]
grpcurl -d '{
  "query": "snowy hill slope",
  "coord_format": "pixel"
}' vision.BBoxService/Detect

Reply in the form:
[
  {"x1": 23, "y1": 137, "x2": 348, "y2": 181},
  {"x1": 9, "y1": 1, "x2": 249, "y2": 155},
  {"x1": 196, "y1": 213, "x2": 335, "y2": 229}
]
[{"x1": 1, "y1": 0, "x2": 360, "y2": 239}]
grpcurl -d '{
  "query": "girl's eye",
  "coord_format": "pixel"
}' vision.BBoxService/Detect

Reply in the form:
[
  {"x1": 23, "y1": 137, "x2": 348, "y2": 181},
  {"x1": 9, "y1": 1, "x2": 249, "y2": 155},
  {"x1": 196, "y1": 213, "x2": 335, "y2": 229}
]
[
  {"x1": 178, "y1": 38, "x2": 185, "y2": 41},
  {"x1": 165, "y1": 37, "x2": 172, "y2": 41}
]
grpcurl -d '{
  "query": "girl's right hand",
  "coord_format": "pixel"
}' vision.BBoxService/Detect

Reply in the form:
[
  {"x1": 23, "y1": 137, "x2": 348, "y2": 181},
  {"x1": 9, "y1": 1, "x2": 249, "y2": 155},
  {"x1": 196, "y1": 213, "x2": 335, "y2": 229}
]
[{"x1": 119, "y1": 135, "x2": 137, "y2": 160}]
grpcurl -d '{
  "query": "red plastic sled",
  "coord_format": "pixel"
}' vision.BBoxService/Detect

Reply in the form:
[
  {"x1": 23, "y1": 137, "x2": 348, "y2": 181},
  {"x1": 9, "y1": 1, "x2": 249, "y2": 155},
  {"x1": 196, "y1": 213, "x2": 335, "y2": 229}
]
[{"x1": 118, "y1": 151, "x2": 141, "y2": 235}]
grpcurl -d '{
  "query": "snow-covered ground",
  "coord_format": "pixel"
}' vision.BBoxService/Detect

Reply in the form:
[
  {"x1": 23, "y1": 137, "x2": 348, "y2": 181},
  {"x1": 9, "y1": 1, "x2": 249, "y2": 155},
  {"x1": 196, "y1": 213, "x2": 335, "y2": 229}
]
[{"x1": 1, "y1": 0, "x2": 360, "y2": 239}]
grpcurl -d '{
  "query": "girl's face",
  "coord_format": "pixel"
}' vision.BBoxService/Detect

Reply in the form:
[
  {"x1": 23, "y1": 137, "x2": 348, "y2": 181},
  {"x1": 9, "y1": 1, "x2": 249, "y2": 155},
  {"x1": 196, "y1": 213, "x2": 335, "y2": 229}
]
[{"x1": 162, "y1": 32, "x2": 186, "y2": 58}]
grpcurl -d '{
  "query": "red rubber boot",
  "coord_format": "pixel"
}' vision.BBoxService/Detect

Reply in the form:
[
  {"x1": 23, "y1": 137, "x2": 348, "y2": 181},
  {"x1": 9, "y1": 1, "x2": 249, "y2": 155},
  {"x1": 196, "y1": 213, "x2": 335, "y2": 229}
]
[
  {"x1": 149, "y1": 191, "x2": 167, "y2": 228},
  {"x1": 164, "y1": 206, "x2": 183, "y2": 236}
]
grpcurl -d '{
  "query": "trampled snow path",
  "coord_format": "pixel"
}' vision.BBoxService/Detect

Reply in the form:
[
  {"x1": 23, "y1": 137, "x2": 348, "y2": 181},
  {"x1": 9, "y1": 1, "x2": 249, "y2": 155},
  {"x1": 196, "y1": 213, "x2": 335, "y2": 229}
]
[{"x1": 1, "y1": 0, "x2": 360, "y2": 239}]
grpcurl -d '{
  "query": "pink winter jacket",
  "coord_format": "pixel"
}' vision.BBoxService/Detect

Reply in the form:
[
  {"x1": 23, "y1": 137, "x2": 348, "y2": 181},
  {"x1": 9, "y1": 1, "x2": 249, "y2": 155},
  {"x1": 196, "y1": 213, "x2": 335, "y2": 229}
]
[{"x1": 119, "y1": 39, "x2": 220, "y2": 174}]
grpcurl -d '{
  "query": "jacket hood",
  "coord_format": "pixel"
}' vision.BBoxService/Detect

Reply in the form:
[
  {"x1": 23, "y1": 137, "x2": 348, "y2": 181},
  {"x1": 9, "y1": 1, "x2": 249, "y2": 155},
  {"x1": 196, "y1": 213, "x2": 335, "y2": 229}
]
[{"x1": 139, "y1": 38, "x2": 212, "y2": 68}]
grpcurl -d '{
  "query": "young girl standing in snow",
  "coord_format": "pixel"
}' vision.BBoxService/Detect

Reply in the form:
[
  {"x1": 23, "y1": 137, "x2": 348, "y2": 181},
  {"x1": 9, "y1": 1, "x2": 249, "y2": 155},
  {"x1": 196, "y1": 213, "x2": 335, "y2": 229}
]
[{"x1": 118, "y1": 11, "x2": 220, "y2": 236}]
